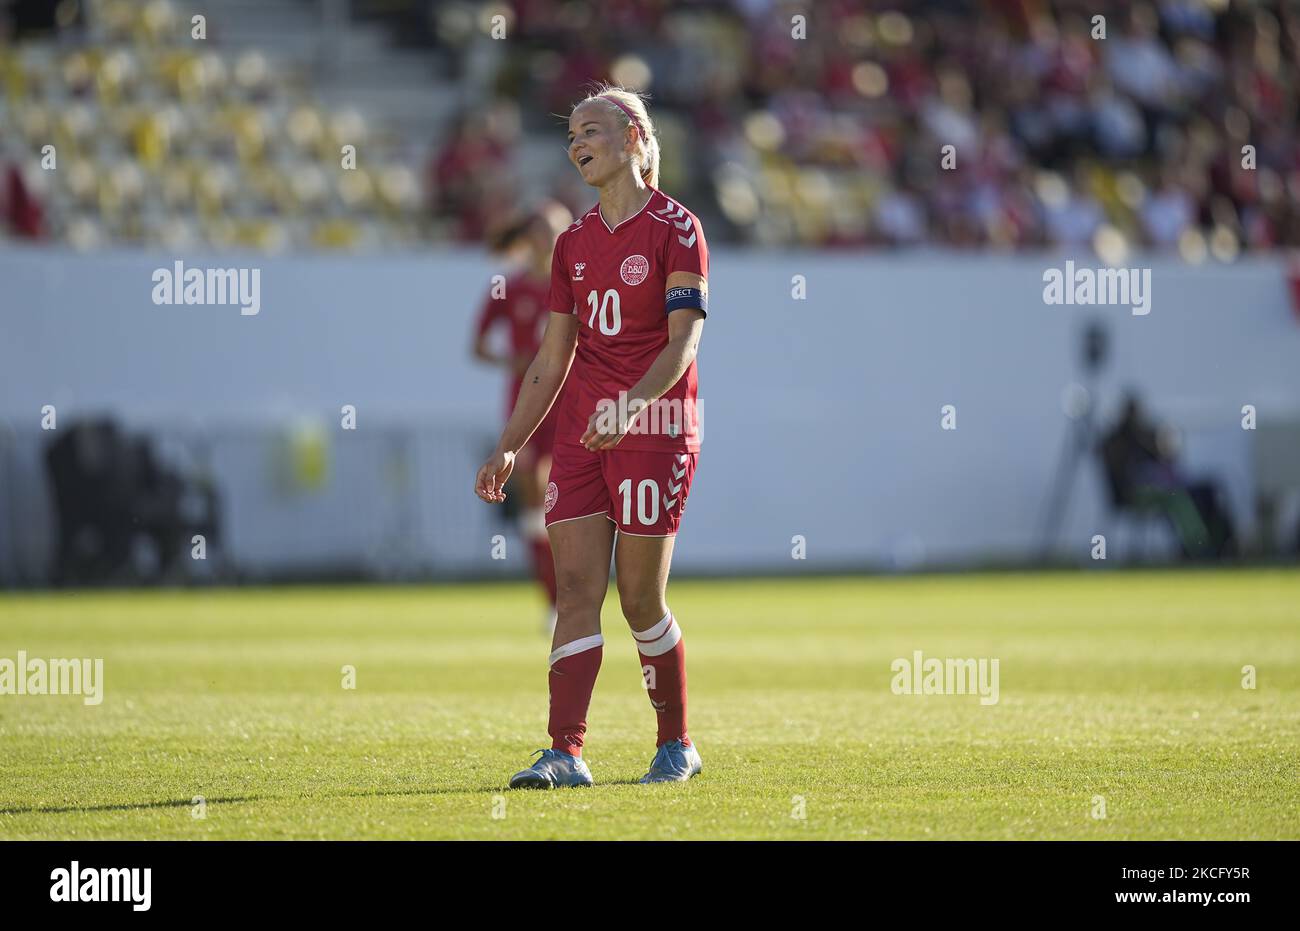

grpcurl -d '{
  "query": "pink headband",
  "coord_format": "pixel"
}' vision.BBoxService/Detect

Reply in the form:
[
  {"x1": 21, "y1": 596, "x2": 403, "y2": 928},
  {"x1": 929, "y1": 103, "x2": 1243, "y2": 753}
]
[{"x1": 598, "y1": 94, "x2": 644, "y2": 139}]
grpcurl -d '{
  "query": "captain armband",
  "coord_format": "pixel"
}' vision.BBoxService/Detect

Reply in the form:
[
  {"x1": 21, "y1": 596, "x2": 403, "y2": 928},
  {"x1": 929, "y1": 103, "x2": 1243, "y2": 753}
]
[{"x1": 665, "y1": 287, "x2": 707, "y2": 316}]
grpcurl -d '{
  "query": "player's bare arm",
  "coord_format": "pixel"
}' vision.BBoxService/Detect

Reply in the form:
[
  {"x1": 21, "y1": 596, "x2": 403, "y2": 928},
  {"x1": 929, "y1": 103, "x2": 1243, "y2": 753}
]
[
  {"x1": 581, "y1": 271, "x2": 706, "y2": 451},
  {"x1": 475, "y1": 311, "x2": 578, "y2": 502}
]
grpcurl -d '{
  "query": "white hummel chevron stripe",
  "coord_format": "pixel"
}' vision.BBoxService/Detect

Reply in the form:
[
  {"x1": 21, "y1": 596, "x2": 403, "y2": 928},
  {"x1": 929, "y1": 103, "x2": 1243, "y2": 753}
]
[
  {"x1": 676, "y1": 453, "x2": 688, "y2": 462},
  {"x1": 662, "y1": 495, "x2": 679, "y2": 510},
  {"x1": 667, "y1": 480, "x2": 682, "y2": 495},
  {"x1": 671, "y1": 464, "x2": 687, "y2": 480},
  {"x1": 656, "y1": 201, "x2": 697, "y2": 246}
]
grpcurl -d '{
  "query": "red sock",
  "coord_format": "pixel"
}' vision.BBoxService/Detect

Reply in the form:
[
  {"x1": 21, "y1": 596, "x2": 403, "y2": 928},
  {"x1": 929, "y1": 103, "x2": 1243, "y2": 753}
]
[
  {"x1": 529, "y1": 536, "x2": 558, "y2": 606},
  {"x1": 548, "y1": 635, "x2": 602, "y2": 756},
  {"x1": 633, "y1": 612, "x2": 690, "y2": 748}
]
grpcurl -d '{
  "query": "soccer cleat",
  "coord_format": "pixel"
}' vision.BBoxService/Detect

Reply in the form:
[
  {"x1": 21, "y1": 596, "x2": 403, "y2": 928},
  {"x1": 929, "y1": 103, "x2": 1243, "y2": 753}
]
[
  {"x1": 638, "y1": 739, "x2": 702, "y2": 784},
  {"x1": 508, "y1": 749, "x2": 593, "y2": 789}
]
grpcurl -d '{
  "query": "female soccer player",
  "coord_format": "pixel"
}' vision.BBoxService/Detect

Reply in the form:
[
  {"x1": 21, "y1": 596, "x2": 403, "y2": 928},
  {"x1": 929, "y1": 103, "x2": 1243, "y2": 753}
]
[
  {"x1": 474, "y1": 84, "x2": 709, "y2": 788},
  {"x1": 471, "y1": 201, "x2": 573, "y2": 630}
]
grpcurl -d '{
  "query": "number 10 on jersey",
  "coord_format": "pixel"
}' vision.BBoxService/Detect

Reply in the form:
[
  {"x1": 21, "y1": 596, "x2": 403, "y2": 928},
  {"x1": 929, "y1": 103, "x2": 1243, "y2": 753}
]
[{"x1": 586, "y1": 289, "x2": 622, "y2": 335}]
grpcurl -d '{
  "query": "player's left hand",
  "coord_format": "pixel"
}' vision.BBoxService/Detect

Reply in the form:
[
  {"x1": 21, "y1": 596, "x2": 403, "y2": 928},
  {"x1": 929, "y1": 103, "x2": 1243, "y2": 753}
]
[{"x1": 581, "y1": 406, "x2": 632, "y2": 451}]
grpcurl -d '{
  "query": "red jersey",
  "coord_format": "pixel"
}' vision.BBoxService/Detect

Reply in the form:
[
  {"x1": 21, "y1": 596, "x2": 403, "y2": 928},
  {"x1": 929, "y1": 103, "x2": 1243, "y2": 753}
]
[
  {"x1": 474, "y1": 270, "x2": 551, "y2": 411},
  {"x1": 546, "y1": 186, "x2": 709, "y2": 453}
]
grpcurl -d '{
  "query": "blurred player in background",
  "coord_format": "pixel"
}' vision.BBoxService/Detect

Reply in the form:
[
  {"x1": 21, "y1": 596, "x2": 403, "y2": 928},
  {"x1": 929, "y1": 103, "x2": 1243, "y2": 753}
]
[
  {"x1": 472, "y1": 202, "x2": 573, "y2": 632},
  {"x1": 475, "y1": 84, "x2": 709, "y2": 788}
]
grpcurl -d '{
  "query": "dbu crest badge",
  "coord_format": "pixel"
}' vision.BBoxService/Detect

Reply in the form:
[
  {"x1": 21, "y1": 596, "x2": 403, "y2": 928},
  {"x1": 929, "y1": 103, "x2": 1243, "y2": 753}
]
[{"x1": 620, "y1": 254, "x2": 649, "y2": 286}]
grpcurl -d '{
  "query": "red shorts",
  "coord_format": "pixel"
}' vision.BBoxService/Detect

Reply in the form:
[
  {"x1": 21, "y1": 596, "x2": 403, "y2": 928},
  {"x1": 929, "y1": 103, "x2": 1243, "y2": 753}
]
[{"x1": 544, "y1": 442, "x2": 698, "y2": 536}]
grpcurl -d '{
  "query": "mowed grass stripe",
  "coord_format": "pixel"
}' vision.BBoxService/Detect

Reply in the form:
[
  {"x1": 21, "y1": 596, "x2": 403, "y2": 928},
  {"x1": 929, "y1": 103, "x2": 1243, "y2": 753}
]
[{"x1": 0, "y1": 570, "x2": 1296, "y2": 838}]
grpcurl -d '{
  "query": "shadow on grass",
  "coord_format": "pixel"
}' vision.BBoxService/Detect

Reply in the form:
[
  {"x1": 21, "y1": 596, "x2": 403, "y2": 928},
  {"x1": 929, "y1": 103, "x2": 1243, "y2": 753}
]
[
  {"x1": 0, "y1": 795, "x2": 262, "y2": 816},
  {"x1": 0, "y1": 783, "x2": 523, "y2": 817}
]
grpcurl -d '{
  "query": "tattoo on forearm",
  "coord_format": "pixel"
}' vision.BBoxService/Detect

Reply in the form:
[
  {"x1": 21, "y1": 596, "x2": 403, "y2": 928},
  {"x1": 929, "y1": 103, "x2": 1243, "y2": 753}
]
[{"x1": 532, "y1": 376, "x2": 540, "y2": 384}]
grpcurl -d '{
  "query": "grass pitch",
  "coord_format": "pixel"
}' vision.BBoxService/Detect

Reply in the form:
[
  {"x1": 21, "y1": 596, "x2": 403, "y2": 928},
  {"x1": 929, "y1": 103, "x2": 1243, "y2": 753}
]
[{"x1": 1, "y1": 570, "x2": 1297, "y2": 840}]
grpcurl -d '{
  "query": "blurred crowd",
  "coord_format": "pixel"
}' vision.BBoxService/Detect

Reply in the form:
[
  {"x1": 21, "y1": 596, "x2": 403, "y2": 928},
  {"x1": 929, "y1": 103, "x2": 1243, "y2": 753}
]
[
  {"x1": 0, "y1": 0, "x2": 424, "y2": 251},
  {"x1": 437, "y1": 0, "x2": 1300, "y2": 256},
  {"x1": 3, "y1": 0, "x2": 1298, "y2": 255}
]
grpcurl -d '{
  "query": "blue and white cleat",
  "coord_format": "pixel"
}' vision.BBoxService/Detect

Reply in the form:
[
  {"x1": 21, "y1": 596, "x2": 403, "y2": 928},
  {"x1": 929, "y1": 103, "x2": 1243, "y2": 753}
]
[
  {"x1": 638, "y1": 739, "x2": 702, "y2": 784},
  {"x1": 508, "y1": 749, "x2": 593, "y2": 789}
]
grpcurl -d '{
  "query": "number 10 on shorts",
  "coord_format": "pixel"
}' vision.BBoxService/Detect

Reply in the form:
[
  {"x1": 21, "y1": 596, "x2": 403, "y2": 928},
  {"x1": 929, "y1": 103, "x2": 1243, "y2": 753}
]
[
  {"x1": 543, "y1": 449, "x2": 694, "y2": 536},
  {"x1": 618, "y1": 478, "x2": 662, "y2": 526}
]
